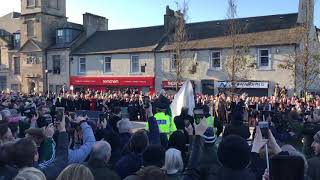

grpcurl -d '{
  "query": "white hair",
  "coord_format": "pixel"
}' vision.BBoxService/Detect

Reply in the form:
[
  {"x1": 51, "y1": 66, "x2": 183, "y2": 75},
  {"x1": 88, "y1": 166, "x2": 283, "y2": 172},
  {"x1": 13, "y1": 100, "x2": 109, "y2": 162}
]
[
  {"x1": 117, "y1": 118, "x2": 132, "y2": 133},
  {"x1": 165, "y1": 148, "x2": 184, "y2": 175},
  {"x1": 14, "y1": 167, "x2": 46, "y2": 180}
]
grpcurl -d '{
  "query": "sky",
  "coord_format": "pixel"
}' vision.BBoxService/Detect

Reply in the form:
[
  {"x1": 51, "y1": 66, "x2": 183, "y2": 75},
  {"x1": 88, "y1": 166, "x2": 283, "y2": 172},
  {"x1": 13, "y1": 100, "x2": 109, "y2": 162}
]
[{"x1": 0, "y1": 0, "x2": 319, "y2": 30}]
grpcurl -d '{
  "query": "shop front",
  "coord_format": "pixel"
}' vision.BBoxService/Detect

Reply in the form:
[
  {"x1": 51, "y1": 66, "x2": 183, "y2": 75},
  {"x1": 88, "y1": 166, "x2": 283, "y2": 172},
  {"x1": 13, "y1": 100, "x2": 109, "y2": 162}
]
[
  {"x1": 215, "y1": 81, "x2": 269, "y2": 97},
  {"x1": 70, "y1": 76, "x2": 155, "y2": 94}
]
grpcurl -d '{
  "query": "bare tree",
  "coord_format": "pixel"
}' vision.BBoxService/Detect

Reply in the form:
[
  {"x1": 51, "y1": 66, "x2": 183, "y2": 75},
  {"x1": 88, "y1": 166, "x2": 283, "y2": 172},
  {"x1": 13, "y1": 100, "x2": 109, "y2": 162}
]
[
  {"x1": 169, "y1": 0, "x2": 190, "y2": 90},
  {"x1": 223, "y1": 0, "x2": 253, "y2": 97},
  {"x1": 278, "y1": 0, "x2": 320, "y2": 99}
]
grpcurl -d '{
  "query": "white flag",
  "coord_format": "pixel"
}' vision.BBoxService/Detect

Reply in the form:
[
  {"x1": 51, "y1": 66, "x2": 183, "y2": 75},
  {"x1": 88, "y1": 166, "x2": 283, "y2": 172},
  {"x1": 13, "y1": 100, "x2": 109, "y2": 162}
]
[{"x1": 170, "y1": 80, "x2": 195, "y2": 119}]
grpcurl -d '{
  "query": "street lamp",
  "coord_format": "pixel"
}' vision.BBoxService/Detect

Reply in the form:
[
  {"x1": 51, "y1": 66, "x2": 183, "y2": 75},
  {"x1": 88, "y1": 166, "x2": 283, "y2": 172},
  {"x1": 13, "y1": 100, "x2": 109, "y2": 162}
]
[{"x1": 45, "y1": 69, "x2": 52, "y2": 97}]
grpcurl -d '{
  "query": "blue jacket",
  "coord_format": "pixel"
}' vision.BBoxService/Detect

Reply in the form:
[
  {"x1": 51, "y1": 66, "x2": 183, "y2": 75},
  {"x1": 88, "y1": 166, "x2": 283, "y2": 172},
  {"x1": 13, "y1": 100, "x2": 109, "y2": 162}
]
[{"x1": 68, "y1": 122, "x2": 96, "y2": 164}]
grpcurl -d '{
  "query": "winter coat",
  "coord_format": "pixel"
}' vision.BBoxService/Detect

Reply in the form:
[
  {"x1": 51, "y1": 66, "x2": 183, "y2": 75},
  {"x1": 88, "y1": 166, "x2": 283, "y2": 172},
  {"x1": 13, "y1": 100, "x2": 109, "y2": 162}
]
[
  {"x1": 68, "y1": 122, "x2": 96, "y2": 164},
  {"x1": 223, "y1": 121, "x2": 251, "y2": 140},
  {"x1": 0, "y1": 165, "x2": 18, "y2": 180},
  {"x1": 207, "y1": 167, "x2": 256, "y2": 180},
  {"x1": 84, "y1": 160, "x2": 120, "y2": 180},
  {"x1": 308, "y1": 156, "x2": 320, "y2": 180},
  {"x1": 199, "y1": 143, "x2": 221, "y2": 180},
  {"x1": 115, "y1": 153, "x2": 143, "y2": 179}
]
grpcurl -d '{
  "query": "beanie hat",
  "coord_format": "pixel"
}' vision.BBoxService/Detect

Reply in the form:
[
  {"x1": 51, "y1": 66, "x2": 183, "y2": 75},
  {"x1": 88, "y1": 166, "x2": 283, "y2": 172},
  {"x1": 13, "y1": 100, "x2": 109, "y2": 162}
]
[
  {"x1": 218, "y1": 135, "x2": 250, "y2": 170},
  {"x1": 201, "y1": 128, "x2": 217, "y2": 144},
  {"x1": 313, "y1": 131, "x2": 320, "y2": 143},
  {"x1": 168, "y1": 131, "x2": 187, "y2": 153},
  {"x1": 143, "y1": 144, "x2": 165, "y2": 167}
]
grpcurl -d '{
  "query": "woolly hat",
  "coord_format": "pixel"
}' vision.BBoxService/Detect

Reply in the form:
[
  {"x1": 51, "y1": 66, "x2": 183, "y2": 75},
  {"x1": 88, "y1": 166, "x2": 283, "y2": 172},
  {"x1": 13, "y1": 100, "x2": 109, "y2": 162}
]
[
  {"x1": 201, "y1": 127, "x2": 217, "y2": 144},
  {"x1": 217, "y1": 135, "x2": 251, "y2": 170},
  {"x1": 142, "y1": 144, "x2": 166, "y2": 168}
]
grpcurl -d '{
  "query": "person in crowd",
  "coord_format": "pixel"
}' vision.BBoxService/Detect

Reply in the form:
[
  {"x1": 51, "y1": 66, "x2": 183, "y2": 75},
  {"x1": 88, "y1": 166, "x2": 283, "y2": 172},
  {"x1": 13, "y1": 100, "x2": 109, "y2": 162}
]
[
  {"x1": 307, "y1": 130, "x2": 320, "y2": 180},
  {"x1": 168, "y1": 131, "x2": 188, "y2": 164},
  {"x1": 56, "y1": 164, "x2": 94, "y2": 180},
  {"x1": 14, "y1": 167, "x2": 47, "y2": 180},
  {"x1": 68, "y1": 116, "x2": 96, "y2": 164},
  {"x1": 203, "y1": 105, "x2": 223, "y2": 137},
  {"x1": 0, "y1": 142, "x2": 18, "y2": 180},
  {"x1": 215, "y1": 94, "x2": 227, "y2": 124},
  {"x1": 124, "y1": 166, "x2": 167, "y2": 180},
  {"x1": 174, "y1": 107, "x2": 194, "y2": 137},
  {"x1": 115, "y1": 130, "x2": 149, "y2": 179},
  {"x1": 165, "y1": 148, "x2": 184, "y2": 180},
  {"x1": 84, "y1": 140, "x2": 120, "y2": 180},
  {"x1": 117, "y1": 118, "x2": 133, "y2": 151},
  {"x1": 142, "y1": 144, "x2": 166, "y2": 168},
  {"x1": 12, "y1": 115, "x2": 68, "y2": 180},
  {"x1": 0, "y1": 121, "x2": 14, "y2": 144},
  {"x1": 223, "y1": 111, "x2": 251, "y2": 140}
]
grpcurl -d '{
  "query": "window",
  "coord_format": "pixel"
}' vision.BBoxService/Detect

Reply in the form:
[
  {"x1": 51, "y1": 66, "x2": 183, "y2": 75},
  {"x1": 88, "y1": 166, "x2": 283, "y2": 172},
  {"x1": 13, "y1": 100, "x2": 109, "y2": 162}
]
[
  {"x1": 13, "y1": 33, "x2": 20, "y2": 49},
  {"x1": 27, "y1": 0, "x2": 35, "y2": 7},
  {"x1": 26, "y1": 21, "x2": 34, "y2": 37},
  {"x1": 13, "y1": 57, "x2": 20, "y2": 75},
  {"x1": 131, "y1": 56, "x2": 140, "y2": 73},
  {"x1": 56, "y1": 29, "x2": 64, "y2": 43},
  {"x1": 11, "y1": 84, "x2": 19, "y2": 92},
  {"x1": 104, "y1": 57, "x2": 111, "y2": 73},
  {"x1": 52, "y1": 55, "x2": 61, "y2": 74},
  {"x1": 48, "y1": 0, "x2": 58, "y2": 9},
  {"x1": 258, "y1": 49, "x2": 270, "y2": 68},
  {"x1": 211, "y1": 51, "x2": 221, "y2": 69},
  {"x1": 27, "y1": 56, "x2": 39, "y2": 64},
  {"x1": 0, "y1": 76, "x2": 7, "y2": 91},
  {"x1": 49, "y1": 85, "x2": 54, "y2": 93},
  {"x1": 79, "y1": 57, "x2": 86, "y2": 73},
  {"x1": 171, "y1": 54, "x2": 178, "y2": 70}
]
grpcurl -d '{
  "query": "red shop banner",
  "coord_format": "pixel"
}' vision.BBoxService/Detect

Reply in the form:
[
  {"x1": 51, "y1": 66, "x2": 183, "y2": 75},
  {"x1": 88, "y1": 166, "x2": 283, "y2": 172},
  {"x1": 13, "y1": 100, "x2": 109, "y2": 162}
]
[{"x1": 70, "y1": 76, "x2": 155, "y2": 87}]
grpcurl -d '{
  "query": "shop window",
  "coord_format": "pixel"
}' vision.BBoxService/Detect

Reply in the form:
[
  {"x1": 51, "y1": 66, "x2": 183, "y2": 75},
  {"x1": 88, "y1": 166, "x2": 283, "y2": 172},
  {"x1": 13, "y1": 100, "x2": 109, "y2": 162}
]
[
  {"x1": 0, "y1": 76, "x2": 7, "y2": 91},
  {"x1": 104, "y1": 56, "x2": 111, "y2": 73},
  {"x1": 56, "y1": 85, "x2": 62, "y2": 94},
  {"x1": 79, "y1": 57, "x2": 86, "y2": 73},
  {"x1": 131, "y1": 55, "x2": 140, "y2": 73},
  {"x1": 211, "y1": 51, "x2": 221, "y2": 69},
  {"x1": 52, "y1": 55, "x2": 61, "y2": 74}
]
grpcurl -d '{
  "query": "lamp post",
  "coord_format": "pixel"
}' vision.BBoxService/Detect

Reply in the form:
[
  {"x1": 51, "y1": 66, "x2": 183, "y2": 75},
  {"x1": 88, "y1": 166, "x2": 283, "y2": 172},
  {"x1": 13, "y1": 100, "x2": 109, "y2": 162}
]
[{"x1": 45, "y1": 69, "x2": 51, "y2": 97}]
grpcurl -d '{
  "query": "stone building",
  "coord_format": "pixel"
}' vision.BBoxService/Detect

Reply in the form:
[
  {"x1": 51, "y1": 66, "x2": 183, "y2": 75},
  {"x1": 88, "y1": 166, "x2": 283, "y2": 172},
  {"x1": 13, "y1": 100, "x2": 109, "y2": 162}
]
[
  {"x1": 0, "y1": 0, "x2": 107, "y2": 94},
  {"x1": 70, "y1": 0, "x2": 319, "y2": 96}
]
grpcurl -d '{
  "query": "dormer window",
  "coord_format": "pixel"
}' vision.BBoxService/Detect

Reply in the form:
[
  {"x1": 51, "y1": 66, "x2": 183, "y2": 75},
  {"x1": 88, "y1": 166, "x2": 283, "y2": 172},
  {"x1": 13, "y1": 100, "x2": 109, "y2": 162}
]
[
  {"x1": 13, "y1": 33, "x2": 21, "y2": 49},
  {"x1": 56, "y1": 28, "x2": 80, "y2": 44},
  {"x1": 27, "y1": 0, "x2": 35, "y2": 7}
]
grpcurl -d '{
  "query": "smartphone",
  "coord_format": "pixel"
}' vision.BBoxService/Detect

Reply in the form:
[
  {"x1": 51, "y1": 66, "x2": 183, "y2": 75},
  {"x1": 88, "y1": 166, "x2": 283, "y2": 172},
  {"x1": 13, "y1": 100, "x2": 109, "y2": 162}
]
[
  {"x1": 270, "y1": 155, "x2": 304, "y2": 180},
  {"x1": 56, "y1": 107, "x2": 65, "y2": 122},
  {"x1": 258, "y1": 121, "x2": 269, "y2": 139}
]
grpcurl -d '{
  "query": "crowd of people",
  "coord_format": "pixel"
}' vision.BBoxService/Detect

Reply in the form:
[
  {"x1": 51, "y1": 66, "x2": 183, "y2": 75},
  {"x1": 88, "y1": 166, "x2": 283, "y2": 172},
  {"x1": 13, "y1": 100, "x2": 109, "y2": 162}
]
[{"x1": 0, "y1": 88, "x2": 319, "y2": 180}]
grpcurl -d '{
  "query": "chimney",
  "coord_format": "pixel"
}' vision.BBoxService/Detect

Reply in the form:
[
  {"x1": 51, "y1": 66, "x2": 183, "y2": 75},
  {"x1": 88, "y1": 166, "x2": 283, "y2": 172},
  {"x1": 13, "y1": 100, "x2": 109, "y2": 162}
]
[
  {"x1": 164, "y1": 6, "x2": 177, "y2": 33},
  {"x1": 83, "y1": 13, "x2": 108, "y2": 38},
  {"x1": 297, "y1": 0, "x2": 314, "y2": 25}
]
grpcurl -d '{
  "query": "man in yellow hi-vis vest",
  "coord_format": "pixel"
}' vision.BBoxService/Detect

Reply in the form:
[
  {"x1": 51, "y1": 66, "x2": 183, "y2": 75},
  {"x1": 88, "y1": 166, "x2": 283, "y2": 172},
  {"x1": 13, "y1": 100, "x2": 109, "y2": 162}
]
[
  {"x1": 204, "y1": 105, "x2": 223, "y2": 137},
  {"x1": 146, "y1": 106, "x2": 176, "y2": 147}
]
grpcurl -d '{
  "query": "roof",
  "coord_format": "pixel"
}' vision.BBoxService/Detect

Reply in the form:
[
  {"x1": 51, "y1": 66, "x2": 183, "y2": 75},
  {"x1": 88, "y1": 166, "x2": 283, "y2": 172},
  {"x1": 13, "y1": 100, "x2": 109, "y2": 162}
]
[
  {"x1": 72, "y1": 25, "x2": 165, "y2": 55},
  {"x1": 0, "y1": 12, "x2": 21, "y2": 34},
  {"x1": 72, "y1": 13, "x2": 300, "y2": 55}
]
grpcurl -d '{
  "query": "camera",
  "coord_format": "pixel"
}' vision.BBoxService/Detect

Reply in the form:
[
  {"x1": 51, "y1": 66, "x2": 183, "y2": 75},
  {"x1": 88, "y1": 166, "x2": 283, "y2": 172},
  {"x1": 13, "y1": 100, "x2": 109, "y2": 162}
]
[
  {"x1": 55, "y1": 107, "x2": 65, "y2": 122},
  {"x1": 142, "y1": 96, "x2": 150, "y2": 109},
  {"x1": 258, "y1": 121, "x2": 269, "y2": 139}
]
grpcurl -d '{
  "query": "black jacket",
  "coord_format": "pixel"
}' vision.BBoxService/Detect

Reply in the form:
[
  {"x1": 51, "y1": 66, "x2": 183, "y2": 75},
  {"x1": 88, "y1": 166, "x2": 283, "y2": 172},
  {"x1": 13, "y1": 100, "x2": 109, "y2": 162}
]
[
  {"x1": 223, "y1": 121, "x2": 251, "y2": 140},
  {"x1": 0, "y1": 165, "x2": 18, "y2": 180},
  {"x1": 84, "y1": 160, "x2": 120, "y2": 180}
]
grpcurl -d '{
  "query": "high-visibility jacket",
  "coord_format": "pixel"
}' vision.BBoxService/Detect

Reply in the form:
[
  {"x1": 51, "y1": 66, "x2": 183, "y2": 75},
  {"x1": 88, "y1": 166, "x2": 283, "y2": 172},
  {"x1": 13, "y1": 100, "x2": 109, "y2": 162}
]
[
  {"x1": 146, "y1": 112, "x2": 176, "y2": 134},
  {"x1": 206, "y1": 116, "x2": 217, "y2": 134}
]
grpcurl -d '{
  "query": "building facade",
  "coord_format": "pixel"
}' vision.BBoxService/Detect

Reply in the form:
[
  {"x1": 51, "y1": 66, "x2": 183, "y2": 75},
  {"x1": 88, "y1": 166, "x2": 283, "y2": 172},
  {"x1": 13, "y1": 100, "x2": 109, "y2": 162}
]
[
  {"x1": 0, "y1": 0, "x2": 107, "y2": 94},
  {"x1": 71, "y1": 0, "x2": 320, "y2": 96}
]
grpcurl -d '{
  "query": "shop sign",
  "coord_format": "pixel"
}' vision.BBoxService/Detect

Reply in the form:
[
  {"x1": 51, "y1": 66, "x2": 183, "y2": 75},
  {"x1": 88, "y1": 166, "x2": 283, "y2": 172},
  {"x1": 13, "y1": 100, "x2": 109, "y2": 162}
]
[{"x1": 215, "y1": 81, "x2": 268, "y2": 89}]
